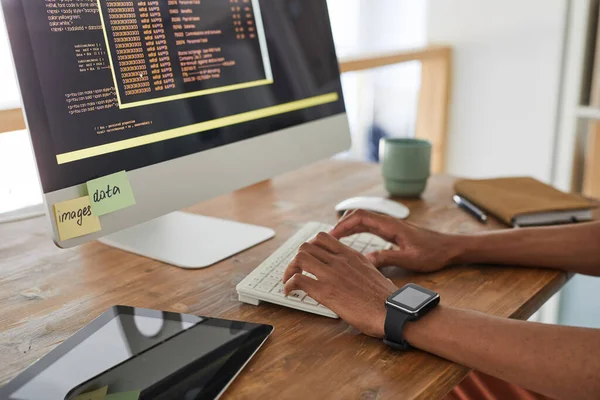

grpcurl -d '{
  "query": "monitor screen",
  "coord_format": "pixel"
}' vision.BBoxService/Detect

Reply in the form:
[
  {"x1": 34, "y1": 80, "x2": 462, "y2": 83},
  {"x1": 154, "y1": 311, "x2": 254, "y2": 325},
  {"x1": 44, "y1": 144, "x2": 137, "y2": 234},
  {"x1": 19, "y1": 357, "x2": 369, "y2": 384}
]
[{"x1": 2, "y1": 0, "x2": 345, "y2": 193}]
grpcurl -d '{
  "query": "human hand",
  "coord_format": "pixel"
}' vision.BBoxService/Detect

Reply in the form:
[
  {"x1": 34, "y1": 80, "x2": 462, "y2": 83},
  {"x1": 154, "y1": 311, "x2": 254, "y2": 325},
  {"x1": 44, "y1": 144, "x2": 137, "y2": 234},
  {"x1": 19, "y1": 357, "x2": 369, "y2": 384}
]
[
  {"x1": 282, "y1": 232, "x2": 397, "y2": 338},
  {"x1": 329, "y1": 210, "x2": 459, "y2": 273}
]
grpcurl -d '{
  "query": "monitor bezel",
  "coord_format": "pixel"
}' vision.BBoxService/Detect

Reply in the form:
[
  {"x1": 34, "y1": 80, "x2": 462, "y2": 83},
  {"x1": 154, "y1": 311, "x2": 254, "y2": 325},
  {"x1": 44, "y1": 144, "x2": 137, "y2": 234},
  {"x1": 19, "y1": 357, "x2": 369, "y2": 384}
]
[{"x1": 46, "y1": 113, "x2": 350, "y2": 248}]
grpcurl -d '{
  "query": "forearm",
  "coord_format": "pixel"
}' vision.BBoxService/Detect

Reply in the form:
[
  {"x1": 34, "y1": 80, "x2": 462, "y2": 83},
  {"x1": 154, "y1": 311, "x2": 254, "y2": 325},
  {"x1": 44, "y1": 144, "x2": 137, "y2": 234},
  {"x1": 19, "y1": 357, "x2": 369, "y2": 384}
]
[
  {"x1": 404, "y1": 306, "x2": 600, "y2": 400},
  {"x1": 449, "y1": 221, "x2": 600, "y2": 276}
]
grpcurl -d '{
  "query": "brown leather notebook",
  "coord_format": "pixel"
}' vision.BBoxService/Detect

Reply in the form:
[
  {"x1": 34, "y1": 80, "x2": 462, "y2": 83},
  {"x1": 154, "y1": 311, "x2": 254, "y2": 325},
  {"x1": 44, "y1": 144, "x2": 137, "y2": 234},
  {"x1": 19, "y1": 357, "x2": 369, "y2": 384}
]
[{"x1": 454, "y1": 177, "x2": 595, "y2": 226}]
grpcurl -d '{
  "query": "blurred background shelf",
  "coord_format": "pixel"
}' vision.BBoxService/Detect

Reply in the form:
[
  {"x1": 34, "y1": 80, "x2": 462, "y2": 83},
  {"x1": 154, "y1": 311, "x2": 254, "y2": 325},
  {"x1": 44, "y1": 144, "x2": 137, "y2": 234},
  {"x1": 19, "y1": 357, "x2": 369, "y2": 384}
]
[
  {"x1": 339, "y1": 45, "x2": 452, "y2": 173},
  {"x1": 581, "y1": 0, "x2": 600, "y2": 201},
  {"x1": 0, "y1": 107, "x2": 24, "y2": 134},
  {"x1": 577, "y1": 105, "x2": 600, "y2": 120}
]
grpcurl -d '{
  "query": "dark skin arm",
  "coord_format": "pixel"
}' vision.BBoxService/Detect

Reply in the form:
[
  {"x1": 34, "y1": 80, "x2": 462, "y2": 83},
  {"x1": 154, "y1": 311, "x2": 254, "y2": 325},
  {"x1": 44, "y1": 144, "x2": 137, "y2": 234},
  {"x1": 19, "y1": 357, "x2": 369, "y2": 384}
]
[
  {"x1": 329, "y1": 210, "x2": 600, "y2": 276},
  {"x1": 282, "y1": 211, "x2": 600, "y2": 400}
]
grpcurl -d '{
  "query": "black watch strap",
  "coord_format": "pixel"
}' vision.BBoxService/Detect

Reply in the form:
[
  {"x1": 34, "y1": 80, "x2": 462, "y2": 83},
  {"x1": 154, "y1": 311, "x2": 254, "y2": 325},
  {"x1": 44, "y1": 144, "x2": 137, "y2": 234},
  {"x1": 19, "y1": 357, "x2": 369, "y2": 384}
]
[{"x1": 383, "y1": 306, "x2": 413, "y2": 350}]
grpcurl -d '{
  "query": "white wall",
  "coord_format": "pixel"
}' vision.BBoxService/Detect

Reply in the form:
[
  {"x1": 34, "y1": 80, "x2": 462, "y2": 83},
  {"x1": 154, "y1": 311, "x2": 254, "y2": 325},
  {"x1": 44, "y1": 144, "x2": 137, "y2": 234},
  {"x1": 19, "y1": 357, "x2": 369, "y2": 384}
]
[
  {"x1": 364, "y1": 1, "x2": 426, "y2": 142},
  {"x1": 428, "y1": 1, "x2": 600, "y2": 330},
  {"x1": 427, "y1": 0, "x2": 568, "y2": 182}
]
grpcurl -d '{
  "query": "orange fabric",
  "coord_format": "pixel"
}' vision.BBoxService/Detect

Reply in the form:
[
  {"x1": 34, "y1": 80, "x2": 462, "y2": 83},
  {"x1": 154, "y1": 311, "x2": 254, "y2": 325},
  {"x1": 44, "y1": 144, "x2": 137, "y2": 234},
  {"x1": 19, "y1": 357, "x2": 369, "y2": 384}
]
[{"x1": 444, "y1": 371, "x2": 555, "y2": 400}]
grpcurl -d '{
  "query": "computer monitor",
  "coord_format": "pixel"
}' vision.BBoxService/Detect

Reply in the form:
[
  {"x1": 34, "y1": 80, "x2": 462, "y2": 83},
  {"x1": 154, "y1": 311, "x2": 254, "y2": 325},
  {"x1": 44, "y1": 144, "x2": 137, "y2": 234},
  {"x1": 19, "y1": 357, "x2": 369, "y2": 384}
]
[{"x1": 1, "y1": 0, "x2": 350, "y2": 268}]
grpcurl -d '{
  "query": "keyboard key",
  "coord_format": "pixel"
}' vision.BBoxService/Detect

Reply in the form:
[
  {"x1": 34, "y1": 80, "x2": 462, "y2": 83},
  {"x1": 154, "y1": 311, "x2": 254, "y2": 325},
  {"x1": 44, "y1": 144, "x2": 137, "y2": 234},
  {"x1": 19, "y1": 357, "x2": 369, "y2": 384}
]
[
  {"x1": 263, "y1": 277, "x2": 280, "y2": 287},
  {"x1": 287, "y1": 290, "x2": 306, "y2": 302},
  {"x1": 350, "y1": 242, "x2": 367, "y2": 252},
  {"x1": 255, "y1": 269, "x2": 270, "y2": 278},
  {"x1": 267, "y1": 272, "x2": 282, "y2": 281},
  {"x1": 346, "y1": 234, "x2": 358, "y2": 242},
  {"x1": 240, "y1": 281, "x2": 256, "y2": 290},
  {"x1": 240, "y1": 277, "x2": 261, "y2": 289},
  {"x1": 271, "y1": 283, "x2": 286, "y2": 297},
  {"x1": 340, "y1": 237, "x2": 354, "y2": 246},
  {"x1": 354, "y1": 233, "x2": 371, "y2": 245},
  {"x1": 256, "y1": 281, "x2": 276, "y2": 293},
  {"x1": 363, "y1": 244, "x2": 382, "y2": 255},
  {"x1": 273, "y1": 266, "x2": 287, "y2": 275},
  {"x1": 370, "y1": 235, "x2": 388, "y2": 246},
  {"x1": 303, "y1": 296, "x2": 318, "y2": 305}
]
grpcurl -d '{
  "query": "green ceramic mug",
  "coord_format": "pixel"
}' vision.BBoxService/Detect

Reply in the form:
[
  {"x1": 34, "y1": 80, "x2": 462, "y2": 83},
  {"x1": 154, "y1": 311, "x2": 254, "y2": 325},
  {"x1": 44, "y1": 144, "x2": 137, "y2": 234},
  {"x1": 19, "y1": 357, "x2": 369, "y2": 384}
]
[{"x1": 379, "y1": 138, "x2": 432, "y2": 197}]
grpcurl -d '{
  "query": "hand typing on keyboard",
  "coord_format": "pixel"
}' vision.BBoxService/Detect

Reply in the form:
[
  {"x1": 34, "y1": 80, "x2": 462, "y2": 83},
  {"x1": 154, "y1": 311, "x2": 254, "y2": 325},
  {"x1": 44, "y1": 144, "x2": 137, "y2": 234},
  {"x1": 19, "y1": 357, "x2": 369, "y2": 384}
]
[
  {"x1": 280, "y1": 209, "x2": 457, "y2": 338},
  {"x1": 236, "y1": 221, "x2": 393, "y2": 319},
  {"x1": 330, "y1": 209, "x2": 457, "y2": 273},
  {"x1": 236, "y1": 210, "x2": 454, "y2": 325},
  {"x1": 282, "y1": 230, "x2": 398, "y2": 338}
]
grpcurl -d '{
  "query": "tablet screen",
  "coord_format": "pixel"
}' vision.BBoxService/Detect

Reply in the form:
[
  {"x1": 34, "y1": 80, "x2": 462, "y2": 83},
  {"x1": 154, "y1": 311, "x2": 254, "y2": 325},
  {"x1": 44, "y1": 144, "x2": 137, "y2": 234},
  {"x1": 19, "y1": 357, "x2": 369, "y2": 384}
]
[{"x1": 0, "y1": 306, "x2": 272, "y2": 400}]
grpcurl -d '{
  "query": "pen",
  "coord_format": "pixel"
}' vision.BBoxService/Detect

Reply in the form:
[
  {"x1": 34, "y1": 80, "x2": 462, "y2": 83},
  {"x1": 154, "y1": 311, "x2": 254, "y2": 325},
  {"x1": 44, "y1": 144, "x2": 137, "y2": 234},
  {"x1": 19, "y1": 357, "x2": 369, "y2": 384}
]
[{"x1": 453, "y1": 195, "x2": 488, "y2": 224}]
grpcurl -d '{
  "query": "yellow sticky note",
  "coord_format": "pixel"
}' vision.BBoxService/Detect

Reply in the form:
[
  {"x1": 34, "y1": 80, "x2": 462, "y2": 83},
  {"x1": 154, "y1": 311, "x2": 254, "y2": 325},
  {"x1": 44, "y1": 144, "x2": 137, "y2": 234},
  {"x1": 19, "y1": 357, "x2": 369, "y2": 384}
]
[
  {"x1": 87, "y1": 171, "x2": 136, "y2": 216},
  {"x1": 53, "y1": 196, "x2": 102, "y2": 241},
  {"x1": 105, "y1": 390, "x2": 141, "y2": 400},
  {"x1": 73, "y1": 385, "x2": 108, "y2": 400}
]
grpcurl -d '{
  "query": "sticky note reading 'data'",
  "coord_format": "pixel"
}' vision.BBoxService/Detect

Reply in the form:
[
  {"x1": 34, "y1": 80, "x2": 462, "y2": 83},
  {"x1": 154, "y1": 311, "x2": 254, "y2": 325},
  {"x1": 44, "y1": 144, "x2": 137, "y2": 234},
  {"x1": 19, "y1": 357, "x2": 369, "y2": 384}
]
[
  {"x1": 73, "y1": 385, "x2": 108, "y2": 400},
  {"x1": 54, "y1": 196, "x2": 102, "y2": 241},
  {"x1": 87, "y1": 171, "x2": 136, "y2": 216}
]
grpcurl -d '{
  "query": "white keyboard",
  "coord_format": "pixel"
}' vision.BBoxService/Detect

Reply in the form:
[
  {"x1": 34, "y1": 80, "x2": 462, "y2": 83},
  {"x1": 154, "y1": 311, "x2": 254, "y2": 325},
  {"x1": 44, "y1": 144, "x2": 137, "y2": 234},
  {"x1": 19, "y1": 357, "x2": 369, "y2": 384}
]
[{"x1": 236, "y1": 222, "x2": 393, "y2": 318}]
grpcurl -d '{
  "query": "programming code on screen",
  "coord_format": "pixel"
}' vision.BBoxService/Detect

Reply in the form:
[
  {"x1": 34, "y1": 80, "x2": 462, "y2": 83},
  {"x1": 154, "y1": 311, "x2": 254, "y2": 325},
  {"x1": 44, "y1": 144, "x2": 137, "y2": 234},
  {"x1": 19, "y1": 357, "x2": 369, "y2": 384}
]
[
  {"x1": 98, "y1": 0, "x2": 273, "y2": 108},
  {"x1": 7, "y1": 0, "x2": 344, "y2": 192}
]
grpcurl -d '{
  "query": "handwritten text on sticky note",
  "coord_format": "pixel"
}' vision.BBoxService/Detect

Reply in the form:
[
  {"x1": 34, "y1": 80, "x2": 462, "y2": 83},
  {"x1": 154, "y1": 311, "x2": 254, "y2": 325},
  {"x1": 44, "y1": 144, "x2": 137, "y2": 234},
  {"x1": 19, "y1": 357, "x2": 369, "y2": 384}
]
[
  {"x1": 73, "y1": 385, "x2": 108, "y2": 400},
  {"x1": 87, "y1": 171, "x2": 136, "y2": 216},
  {"x1": 54, "y1": 196, "x2": 102, "y2": 241}
]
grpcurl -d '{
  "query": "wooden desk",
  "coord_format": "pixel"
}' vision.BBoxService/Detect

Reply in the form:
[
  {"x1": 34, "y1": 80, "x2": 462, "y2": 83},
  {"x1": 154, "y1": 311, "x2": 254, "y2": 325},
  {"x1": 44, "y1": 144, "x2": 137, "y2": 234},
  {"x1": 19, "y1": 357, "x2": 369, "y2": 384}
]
[{"x1": 0, "y1": 160, "x2": 569, "y2": 399}]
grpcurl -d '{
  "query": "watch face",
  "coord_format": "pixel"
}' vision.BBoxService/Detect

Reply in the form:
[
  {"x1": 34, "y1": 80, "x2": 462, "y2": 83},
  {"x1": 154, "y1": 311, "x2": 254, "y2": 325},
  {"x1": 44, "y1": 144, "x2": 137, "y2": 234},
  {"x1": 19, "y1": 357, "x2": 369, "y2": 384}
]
[{"x1": 387, "y1": 284, "x2": 439, "y2": 313}]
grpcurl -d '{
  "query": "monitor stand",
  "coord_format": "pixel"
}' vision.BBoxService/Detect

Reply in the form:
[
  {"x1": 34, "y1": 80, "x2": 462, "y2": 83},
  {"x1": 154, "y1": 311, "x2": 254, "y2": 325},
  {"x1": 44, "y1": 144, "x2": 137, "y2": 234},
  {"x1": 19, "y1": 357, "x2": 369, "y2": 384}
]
[{"x1": 98, "y1": 211, "x2": 275, "y2": 269}]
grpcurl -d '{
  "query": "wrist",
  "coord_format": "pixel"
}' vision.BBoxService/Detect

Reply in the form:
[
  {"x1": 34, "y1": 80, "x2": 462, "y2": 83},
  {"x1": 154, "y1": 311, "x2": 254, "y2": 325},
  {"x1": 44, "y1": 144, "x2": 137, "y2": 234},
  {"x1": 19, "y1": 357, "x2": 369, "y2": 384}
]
[
  {"x1": 369, "y1": 305, "x2": 387, "y2": 339},
  {"x1": 403, "y1": 305, "x2": 445, "y2": 348},
  {"x1": 446, "y1": 233, "x2": 482, "y2": 265}
]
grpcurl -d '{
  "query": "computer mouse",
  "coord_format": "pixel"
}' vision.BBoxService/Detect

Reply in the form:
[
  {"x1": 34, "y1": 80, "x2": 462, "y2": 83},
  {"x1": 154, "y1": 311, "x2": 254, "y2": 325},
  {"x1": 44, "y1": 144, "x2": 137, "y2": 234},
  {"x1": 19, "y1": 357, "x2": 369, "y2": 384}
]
[{"x1": 335, "y1": 197, "x2": 410, "y2": 220}]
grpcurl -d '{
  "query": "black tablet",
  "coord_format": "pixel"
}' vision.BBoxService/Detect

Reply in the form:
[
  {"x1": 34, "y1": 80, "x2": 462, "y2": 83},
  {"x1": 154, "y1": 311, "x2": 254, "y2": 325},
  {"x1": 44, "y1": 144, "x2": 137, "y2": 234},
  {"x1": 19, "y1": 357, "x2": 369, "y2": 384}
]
[{"x1": 0, "y1": 306, "x2": 273, "y2": 400}]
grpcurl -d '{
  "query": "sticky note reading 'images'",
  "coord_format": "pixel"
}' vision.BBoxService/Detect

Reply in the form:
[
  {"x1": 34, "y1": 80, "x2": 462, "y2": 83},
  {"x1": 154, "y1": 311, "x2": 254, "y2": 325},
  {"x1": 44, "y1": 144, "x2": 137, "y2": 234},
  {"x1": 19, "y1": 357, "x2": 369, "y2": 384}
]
[
  {"x1": 54, "y1": 196, "x2": 102, "y2": 241},
  {"x1": 87, "y1": 171, "x2": 136, "y2": 216}
]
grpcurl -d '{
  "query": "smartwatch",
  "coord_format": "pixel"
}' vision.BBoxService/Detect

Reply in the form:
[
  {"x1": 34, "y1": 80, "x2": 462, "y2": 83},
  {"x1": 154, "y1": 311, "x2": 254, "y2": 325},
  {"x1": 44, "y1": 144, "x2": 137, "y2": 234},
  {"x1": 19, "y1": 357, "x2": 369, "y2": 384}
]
[{"x1": 384, "y1": 284, "x2": 440, "y2": 350}]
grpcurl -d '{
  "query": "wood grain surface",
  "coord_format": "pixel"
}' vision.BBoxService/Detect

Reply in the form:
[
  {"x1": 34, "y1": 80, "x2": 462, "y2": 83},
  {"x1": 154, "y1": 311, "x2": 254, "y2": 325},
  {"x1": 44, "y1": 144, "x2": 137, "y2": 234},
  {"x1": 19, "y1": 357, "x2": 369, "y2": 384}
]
[{"x1": 0, "y1": 160, "x2": 571, "y2": 399}]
